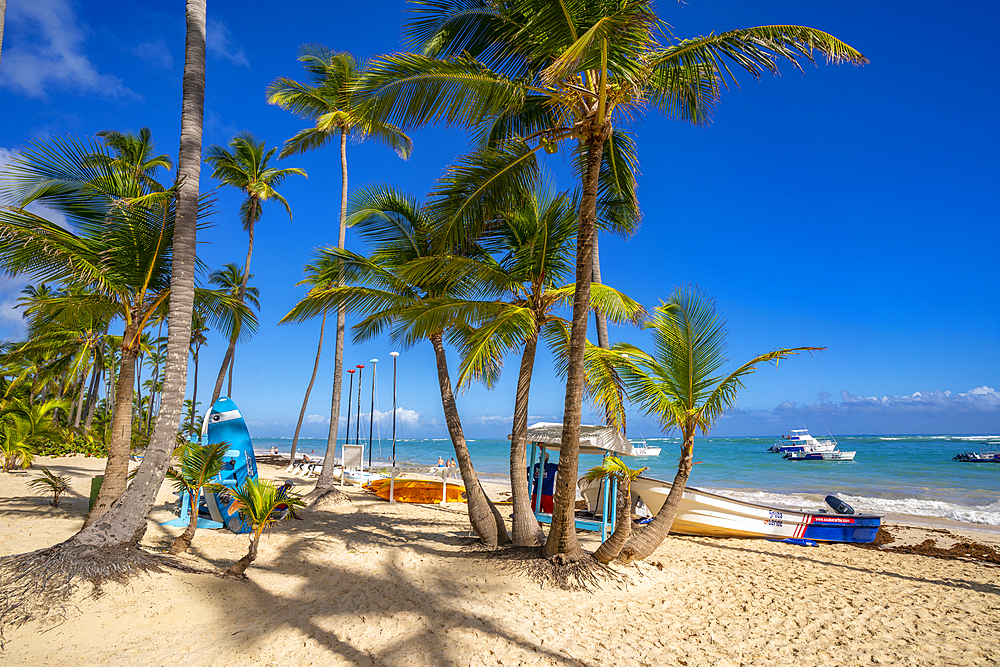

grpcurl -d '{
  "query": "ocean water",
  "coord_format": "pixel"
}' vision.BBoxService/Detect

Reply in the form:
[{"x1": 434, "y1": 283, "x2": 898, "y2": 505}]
[{"x1": 254, "y1": 434, "x2": 1000, "y2": 527}]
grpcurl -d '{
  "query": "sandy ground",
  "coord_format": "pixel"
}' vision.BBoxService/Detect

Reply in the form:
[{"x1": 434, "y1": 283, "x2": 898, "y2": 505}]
[{"x1": 1, "y1": 455, "x2": 998, "y2": 667}]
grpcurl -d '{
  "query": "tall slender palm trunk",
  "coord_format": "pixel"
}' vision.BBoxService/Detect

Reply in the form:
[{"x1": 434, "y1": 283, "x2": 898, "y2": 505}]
[
  {"x1": 45, "y1": 0, "x2": 207, "y2": 561},
  {"x1": 190, "y1": 348, "x2": 200, "y2": 432},
  {"x1": 309, "y1": 130, "x2": 349, "y2": 500},
  {"x1": 290, "y1": 311, "x2": 325, "y2": 462},
  {"x1": 0, "y1": 0, "x2": 6, "y2": 69},
  {"x1": 510, "y1": 329, "x2": 545, "y2": 546},
  {"x1": 211, "y1": 226, "x2": 254, "y2": 405},
  {"x1": 619, "y1": 426, "x2": 694, "y2": 563},
  {"x1": 591, "y1": 233, "x2": 610, "y2": 349},
  {"x1": 430, "y1": 333, "x2": 508, "y2": 548},
  {"x1": 544, "y1": 132, "x2": 605, "y2": 562},
  {"x1": 85, "y1": 321, "x2": 141, "y2": 527}
]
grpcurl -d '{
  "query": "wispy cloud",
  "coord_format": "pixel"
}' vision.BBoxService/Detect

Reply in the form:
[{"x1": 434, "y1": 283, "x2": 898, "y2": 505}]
[
  {"x1": 133, "y1": 40, "x2": 174, "y2": 70},
  {"x1": 0, "y1": 277, "x2": 29, "y2": 341},
  {"x1": 0, "y1": 0, "x2": 139, "y2": 100},
  {"x1": 206, "y1": 19, "x2": 249, "y2": 68}
]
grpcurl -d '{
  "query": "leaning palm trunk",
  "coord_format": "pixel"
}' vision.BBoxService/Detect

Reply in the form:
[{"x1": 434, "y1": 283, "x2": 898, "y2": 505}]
[
  {"x1": 0, "y1": 2, "x2": 207, "y2": 613},
  {"x1": 619, "y1": 429, "x2": 694, "y2": 564},
  {"x1": 592, "y1": 478, "x2": 633, "y2": 564},
  {"x1": 86, "y1": 324, "x2": 140, "y2": 526},
  {"x1": 430, "y1": 333, "x2": 508, "y2": 548},
  {"x1": 290, "y1": 311, "x2": 325, "y2": 462},
  {"x1": 509, "y1": 330, "x2": 545, "y2": 546},
  {"x1": 544, "y1": 132, "x2": 606, "y2": 562}
]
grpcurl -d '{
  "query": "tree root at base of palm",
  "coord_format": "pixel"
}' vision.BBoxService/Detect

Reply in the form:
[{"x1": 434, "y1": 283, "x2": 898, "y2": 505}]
[
  {"x1": 489, "y1": 546, "x2": 631, "y2": 592},
  {"x1": 302, "y1": 485, "x2": 351, "y2": 511},
  {"x1": 0, "y1": 541, "x2": 200, "y2": 630}
]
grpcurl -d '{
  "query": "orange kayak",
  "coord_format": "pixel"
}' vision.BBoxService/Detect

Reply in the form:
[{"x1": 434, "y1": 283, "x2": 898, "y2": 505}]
[{"x1": 366, "y1": 478, "x2": 467, "y2": 504}]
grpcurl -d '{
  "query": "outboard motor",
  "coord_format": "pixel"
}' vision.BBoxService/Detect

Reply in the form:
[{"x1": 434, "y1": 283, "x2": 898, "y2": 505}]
[{"x1": 825, "y1": 495, "x2": 855, "y2": 515}]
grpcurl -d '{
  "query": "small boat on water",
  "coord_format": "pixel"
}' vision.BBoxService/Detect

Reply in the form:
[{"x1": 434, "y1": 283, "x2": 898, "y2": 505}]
[
  {"x1": 630, "y1": 441, "x2": 662, "y2": 457},
  {"x1": 784, "y1": 450, "x2": 857, "y2": 461},
  {"x1": 578, "y1": 476, "x2": 880, "y2": 543},
  {"x1": 768, "y1": 429, "x2": 838, "y2": 454},
  {"x1": 953, "y1": 447, "x2": 1000, "y2": 462}
]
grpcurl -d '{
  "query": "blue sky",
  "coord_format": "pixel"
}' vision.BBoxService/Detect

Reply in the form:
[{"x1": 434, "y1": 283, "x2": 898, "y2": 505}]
[{"x1": 1, "y1": 0, "x2": 997, "y2": 439}]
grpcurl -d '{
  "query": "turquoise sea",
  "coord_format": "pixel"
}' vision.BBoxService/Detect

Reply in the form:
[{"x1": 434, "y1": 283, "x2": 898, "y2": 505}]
[{"x1": 254, "y1": 434, "x2": 1000, "y2": 527}]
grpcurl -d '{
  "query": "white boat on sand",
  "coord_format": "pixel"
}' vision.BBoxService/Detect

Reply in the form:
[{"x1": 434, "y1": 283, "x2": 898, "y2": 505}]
[{"x1": 578, "y1": 476, "x2": 880, "y2": 543}]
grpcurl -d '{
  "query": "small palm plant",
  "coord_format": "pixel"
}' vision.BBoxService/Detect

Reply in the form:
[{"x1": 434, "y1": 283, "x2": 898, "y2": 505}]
[
  {"x1": 164, "y1": 441, "x2": 229, "y2": 555},
  {"x1": 27, "y1": 466, "x2": 71, "y2": 507},
  {"x1": 0, "y1": 422, "x2": 34, "y2": 472},
  {"x1": 582, "y1": 457, "x2": 647, "y2": 564},
  {"x1": 224, "y1": 478, "x2": 304, "y2": 577}
]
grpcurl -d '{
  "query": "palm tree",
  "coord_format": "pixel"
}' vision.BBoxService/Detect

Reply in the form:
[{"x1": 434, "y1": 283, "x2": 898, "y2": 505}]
[
  {"x1": 207, "y1": 263, "x2": 260, "y2": 399},
  {"x1": 441, "y1": 187, "x2": 645, "y2": 546},
  {"x1": 281, "y1": 185, "x2": 508, "y2": 547},
  {"x1": 0, "y1": 131, "x2": 249, "y2": 525},
  {"x1": 204, "y1": 133, "x2": 305, "y2": 405},
  {"x1": 283, "y1": 255, "x2": 338, "y2": 464},
  {"x1": 0, "y1": 0, "x2": 209, "y2": 600},
  {"x1": 581, "y1": 456, "x2": 646, "y2": 563},
  {"x1": 165, "y1": 441, "x2": 228, "y2": 554},
  {"x1": 223, "y1": 478, "x2": 304, "y2": 577},
  {"x1": 267, "y1": 45, "x2": 412, "y2": 499},
  {"x1": 359, "y1": 0, "x2": 866, "y2": 562},
  {"x1": 594, "y1": 286, "x2": 822, "y2": 563}
]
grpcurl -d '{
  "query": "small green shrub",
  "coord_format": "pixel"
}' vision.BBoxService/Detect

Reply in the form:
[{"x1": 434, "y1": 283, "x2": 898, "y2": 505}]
[{"x1": 1, "y1": 435, "x2": 33, "y2": 472}]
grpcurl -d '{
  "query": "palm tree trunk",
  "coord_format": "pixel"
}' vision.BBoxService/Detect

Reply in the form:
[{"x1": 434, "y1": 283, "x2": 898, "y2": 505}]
[
  {"x1": 56, "y1": 0, "x2": 206, "y2": 558},
  {"x1": 225, "y1": 533, "x2": 259, "y2": 577},
  {"x1": 72, "y1": 373, "x2": 87, "y2": 428},
  {"x1": 291, "y1": 311, "x2": 325, "y2": 463},
  {"x1": 591, "y1": 232, "x2": 610, "y2": 349},
  {"x1": 0, "y1": 0, "x2": 6, "y2": 69},
  {"x1": 85, "y1": 321, "x2": 141, "y2": 526},
  {"x1": 227, "y1": 350, "x2": 234, "y2": 397},
  {"x1": 619, "y1": 427, "x2": 694, "y2": 564},
  {"x1": 308, "y1": 131, "x2": 349, "y2": 501},
  {"x1": 592, "y1": 478, "x2": 632, "y2": 564},
  {"x1": 168, "y1": 489, "x2": 200, "y2": 555},
  {"x1": 544, "y1": 131, "x2": 605, "y2": 562},
  {"x1": 510, "y1": 329, "x2": 545, "y2": 546},
  {"x1": 211, "y1": 225, "x2": 253, "y2": 405},
  {"x1": 82, "y1": 362, "x2": 101, "y2": 430},
  {"x1": 430, "y1": 332, "x2": 508, "y2": 548},
  {"x1": 190, "y1": 347, "x2": 200, "y2": 432}
]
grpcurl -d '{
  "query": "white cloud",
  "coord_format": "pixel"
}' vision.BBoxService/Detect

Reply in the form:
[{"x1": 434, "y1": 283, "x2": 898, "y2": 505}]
[
  {"x1": 367, "y1": 408, "x2": 421, "y2": 427},
  {"x1": 474, "y1": 414, "x2": 512, "y2": 425},
  {"x1": 206, "y1": 19, "x2": 249, "y2": 68},
  {"x1": 133, "y1": 40, "x2": 174, "y2": 70},
  {"x1": 305, "y1": 414, "x2": 327, "y2": 424},
  {"x1": 0, "y1": 0, "x2": 138, "y2": 100},
  {"x1": 714, "y1": 386, "x2": 1000, "y2": 435}
]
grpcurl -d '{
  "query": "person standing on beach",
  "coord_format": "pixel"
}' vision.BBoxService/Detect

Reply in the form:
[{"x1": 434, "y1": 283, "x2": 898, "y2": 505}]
[{"x1": 437, "y1": 457, "x2": 445, "y2": 467}]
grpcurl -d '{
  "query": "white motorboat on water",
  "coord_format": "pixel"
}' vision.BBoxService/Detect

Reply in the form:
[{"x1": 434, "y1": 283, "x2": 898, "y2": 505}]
[
  {"x1": 577, "y1": 476, "x2": 880, "y2": 543},
  {"x1": 630, "y1": 441, "x2": 662, "y2": 457},
  {"x1": 783, "y1": 450, "x2": 857, "y2": 461},
  {"x1": 768, "y1": 429, "x2": 838, "y2": 454}
]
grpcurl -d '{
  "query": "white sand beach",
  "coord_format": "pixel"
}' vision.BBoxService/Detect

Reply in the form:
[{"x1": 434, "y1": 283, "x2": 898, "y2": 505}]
[{"x1": 1, "y1": 455, "x2": 998, "y2": 666}]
